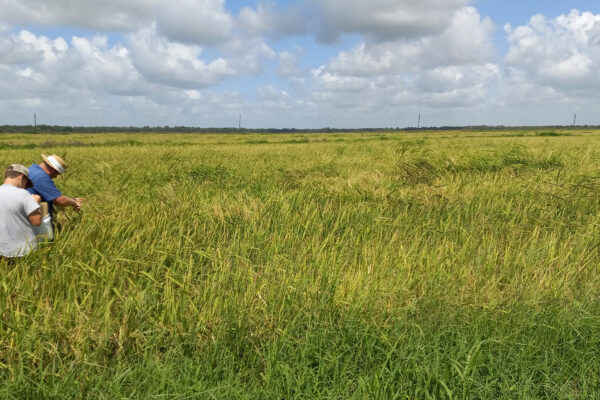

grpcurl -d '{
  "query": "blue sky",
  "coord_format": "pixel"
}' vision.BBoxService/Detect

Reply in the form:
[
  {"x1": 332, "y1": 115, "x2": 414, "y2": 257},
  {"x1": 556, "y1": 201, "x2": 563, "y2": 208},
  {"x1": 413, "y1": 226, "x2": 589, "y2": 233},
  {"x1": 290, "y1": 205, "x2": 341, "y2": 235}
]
[{"x1": 0, "y1": 0, "x2": 599, "y2": 128}]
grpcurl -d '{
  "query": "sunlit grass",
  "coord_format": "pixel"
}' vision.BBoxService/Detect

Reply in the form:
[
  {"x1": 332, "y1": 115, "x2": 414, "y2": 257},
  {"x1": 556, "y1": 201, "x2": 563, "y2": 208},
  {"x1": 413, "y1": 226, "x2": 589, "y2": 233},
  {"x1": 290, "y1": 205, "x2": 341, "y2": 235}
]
[{"x1": 1, "y1": 130, "x2": 600, "y2": 398}]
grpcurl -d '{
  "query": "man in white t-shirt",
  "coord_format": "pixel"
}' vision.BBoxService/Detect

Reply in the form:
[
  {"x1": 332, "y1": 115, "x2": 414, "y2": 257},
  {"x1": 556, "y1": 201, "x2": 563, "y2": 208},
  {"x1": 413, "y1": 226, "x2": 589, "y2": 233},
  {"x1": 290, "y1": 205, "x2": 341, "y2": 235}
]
[{"x1": 0, "y1": 164, "x2": 42, "y2": 258}]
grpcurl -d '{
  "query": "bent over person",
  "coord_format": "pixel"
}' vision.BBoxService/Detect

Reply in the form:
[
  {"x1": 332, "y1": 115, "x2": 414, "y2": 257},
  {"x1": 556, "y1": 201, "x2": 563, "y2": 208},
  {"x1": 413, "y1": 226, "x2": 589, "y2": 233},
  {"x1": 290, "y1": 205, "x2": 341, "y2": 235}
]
[
  {"x1": 0, "y1": 164, "x2": 42, "y2": 258},
  {"x1": 27, "y1": 154, "x2": 82, "y2": 219}
]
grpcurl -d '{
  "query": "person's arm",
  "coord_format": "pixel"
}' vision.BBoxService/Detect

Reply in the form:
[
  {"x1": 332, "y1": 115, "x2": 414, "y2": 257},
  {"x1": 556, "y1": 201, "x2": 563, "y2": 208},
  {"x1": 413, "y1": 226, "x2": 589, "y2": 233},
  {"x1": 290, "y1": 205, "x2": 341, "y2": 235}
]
[
  {"x1": 28, "y1": 209, "x2": 42, "y2": 226},
  {"x1": 54, "y1": 195, "x2": 83, "y2": 211}
]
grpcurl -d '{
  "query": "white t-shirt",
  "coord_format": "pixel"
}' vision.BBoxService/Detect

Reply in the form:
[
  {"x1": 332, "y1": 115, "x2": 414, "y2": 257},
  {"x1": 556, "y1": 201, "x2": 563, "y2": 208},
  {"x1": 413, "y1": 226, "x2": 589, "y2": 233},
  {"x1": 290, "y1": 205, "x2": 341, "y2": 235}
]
[{"x1": 0, "y1": 183, "x2": 41, "y2": 257}]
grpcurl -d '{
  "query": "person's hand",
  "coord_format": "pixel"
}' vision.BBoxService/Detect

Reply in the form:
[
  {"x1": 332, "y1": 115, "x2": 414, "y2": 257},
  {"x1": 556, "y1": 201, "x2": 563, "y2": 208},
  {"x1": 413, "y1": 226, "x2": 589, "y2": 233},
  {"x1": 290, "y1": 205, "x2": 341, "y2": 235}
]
[
  {"x1": 73, "y1": 197, "x2": 84, "y2": 211},
  {"x1": 31, "y1": 194, "x2": 42, "y2": 203}
]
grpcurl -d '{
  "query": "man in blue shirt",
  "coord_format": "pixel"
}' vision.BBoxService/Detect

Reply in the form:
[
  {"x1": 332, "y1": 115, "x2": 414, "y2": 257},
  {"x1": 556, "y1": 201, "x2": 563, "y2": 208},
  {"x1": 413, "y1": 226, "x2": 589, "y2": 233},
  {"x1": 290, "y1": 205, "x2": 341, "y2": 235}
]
[{"x1": 27, "y1": 154, "x2": 83, "y2": 218}]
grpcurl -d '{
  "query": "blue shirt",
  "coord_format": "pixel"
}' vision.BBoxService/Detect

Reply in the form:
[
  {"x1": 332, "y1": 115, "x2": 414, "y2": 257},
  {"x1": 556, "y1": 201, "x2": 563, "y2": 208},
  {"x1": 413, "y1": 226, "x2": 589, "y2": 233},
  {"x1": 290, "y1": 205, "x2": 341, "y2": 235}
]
[{"x1": 27, "y1": 164, "x2": 62, "y2": 217}]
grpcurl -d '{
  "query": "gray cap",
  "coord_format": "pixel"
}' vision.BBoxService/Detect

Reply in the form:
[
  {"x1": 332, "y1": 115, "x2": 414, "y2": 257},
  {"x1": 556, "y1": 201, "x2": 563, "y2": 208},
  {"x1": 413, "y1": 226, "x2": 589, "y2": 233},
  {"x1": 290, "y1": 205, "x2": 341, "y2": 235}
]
[{"x1": 6, "y1": 164, "x2": 33, "y2": 188}]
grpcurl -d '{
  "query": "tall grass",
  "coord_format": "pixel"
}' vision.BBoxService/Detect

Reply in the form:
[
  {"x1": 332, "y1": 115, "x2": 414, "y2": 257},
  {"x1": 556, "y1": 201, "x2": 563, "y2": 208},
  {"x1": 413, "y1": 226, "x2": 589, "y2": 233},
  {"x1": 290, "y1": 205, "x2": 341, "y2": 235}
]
[{"x1": 1, "y1": 130, "x2": 600, "y2": 398}]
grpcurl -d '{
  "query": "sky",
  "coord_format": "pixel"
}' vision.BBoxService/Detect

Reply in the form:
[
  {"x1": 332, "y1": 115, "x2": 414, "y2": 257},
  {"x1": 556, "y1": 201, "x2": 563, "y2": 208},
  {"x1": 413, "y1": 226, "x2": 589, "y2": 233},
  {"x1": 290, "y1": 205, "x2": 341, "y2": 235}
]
[{"x1": 0, "y1": 0, "x2": 599, "y2": 128}]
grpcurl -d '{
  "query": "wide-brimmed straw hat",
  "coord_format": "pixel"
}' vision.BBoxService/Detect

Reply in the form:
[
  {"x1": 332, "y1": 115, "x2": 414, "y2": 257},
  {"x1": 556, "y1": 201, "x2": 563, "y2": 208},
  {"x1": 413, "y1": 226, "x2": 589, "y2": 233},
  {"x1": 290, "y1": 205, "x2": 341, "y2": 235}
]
[
  {"x1": 6, "y1": 164, "x2": 33, "y2": 188},
  {"x1": 41, "y1": 154, "x2": 67, "y2": 174}
]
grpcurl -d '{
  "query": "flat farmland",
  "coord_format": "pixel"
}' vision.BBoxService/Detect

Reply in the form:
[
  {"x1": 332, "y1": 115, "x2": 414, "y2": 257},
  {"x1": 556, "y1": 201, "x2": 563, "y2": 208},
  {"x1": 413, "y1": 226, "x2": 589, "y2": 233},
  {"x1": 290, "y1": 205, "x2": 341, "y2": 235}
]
[{"x1": 1, "y1": 130, "x2": 600, "y2": 399}]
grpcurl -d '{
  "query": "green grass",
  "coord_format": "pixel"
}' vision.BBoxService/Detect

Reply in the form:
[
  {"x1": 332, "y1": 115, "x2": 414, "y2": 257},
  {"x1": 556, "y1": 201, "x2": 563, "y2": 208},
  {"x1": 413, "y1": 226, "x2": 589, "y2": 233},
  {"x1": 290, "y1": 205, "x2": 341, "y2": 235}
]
[{"x1": 2, "y1": 130, "x2": 600, "y2": 398}]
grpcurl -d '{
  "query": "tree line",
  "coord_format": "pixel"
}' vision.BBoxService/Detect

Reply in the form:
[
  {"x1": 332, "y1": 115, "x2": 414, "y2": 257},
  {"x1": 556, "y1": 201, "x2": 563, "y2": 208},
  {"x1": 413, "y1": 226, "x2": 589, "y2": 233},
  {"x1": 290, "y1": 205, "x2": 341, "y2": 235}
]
[{"x1": 0, "y1": 124, "x2": 597, "y2": 134}]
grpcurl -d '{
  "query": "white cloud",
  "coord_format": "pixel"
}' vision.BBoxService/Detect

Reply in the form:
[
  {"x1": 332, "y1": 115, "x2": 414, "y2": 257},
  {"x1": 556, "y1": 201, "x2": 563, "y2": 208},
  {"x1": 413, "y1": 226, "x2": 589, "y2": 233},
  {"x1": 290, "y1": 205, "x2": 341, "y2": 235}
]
[
  {"x1": 126, "y1": 26, "x2": 236, "y2": 88},
  {"x1": 0, "y1": 28, "x2": 155, "y2": 98},
  {"x1": 505, "y1": 10, "x2": 600, "y2": 91},
  {"x1": 257, "y1": 84, "x2": 291, "y2": 108},
  {"x1": 155, "y1": 0, "x2": 233, "y2": 45},
  {"x1": 1, "y1": 2, "x2": 600, "y2": 128},
  {"x1": 0, "y1": 22, "x2": 276, "y2": 117},
  {"x1": 0, "y1": 64, "x2": 59, "y2": 100},
  {"x1": 317, "y1": 7, "x2": 495, "y2": 79},
  {"x1": 414, "y1": 64, "x2": 500, "y2": 106},
  {"x1": 278, "y1": 51, "x2": 302, "y2": 78},
  {"x1": 485, "y1": 10, "x2": 600, "y2": 125},
  {"x1": 237, "y1": 2, "x2": 308, "y2": 39},
  {"x1": 0, "y1": 0, "x2": 237, "y2": 46},
  {"x1": 300, "y1": 6, "x2": 502, "y2": 126},
  {"x1": 0, "y1": 31, "x2": 71, "y2": 101},
  {"x1": 323, "y1": 42, "x2": 400, "y2": 77},
  {"x1": 65, "y1": 36, "x2": 150, "y2": 96},
  {"x1": 0, "y1": 28, "x2": 68, "y2": 65},
  {"x1": 310, "y1": 7, "x2": 498, "y2": 99},
  {"x1": 0, "y1": 0, "x2": 157, "y2": 31},
  {"x1": 310, "y1": 0, "x2": 471, "y2": 43},
  {"x1": 311, "y1": 67, "x2": 370, "y2": 92},
  {"x1": 220, "y1": 36, "x2": 276, "y2": 75},
  {"x1": 423, "y1": 7, "x2": 495, "y2": 67}
]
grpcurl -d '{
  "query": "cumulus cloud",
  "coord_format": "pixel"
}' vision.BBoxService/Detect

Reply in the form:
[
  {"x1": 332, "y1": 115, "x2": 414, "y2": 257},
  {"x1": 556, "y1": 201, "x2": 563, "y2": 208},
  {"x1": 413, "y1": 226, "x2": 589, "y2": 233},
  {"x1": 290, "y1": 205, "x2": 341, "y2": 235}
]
[
  {"x1": 1, "y1": 1, "x2": 600, "y2": 128},
  {"x1": 310, "y1": 0, "x2": 471, "y2": 43},
  {"x1": 482, "y1": 9, "x2": 600, "y2": 125},
  {"x1": 0, "y1": 27, "x2": 68, "y2": 65},
  {"x1": 64, "y1": 36, "x2": 150, "y2": 96},
  {"x1": 317, "y1": 7, "x2": 494, "y2": 78},
  {"x1": 424, "y1": 7, "x2": 495, "y2": 67},
  {"x1": 311, "y1": 7, "x2": 497, "y2": 92},
  {"x1": 505, "y1": 10, "x2": 600, "y2": 92},
  {"x1": 0, "y1": 0, "x2": 157, "y2": 31},
  {"x1": 0, "y1": 28, "x2": 157, "y2": 97},
  {"x1": 0, "y1": 63, "x2": 61, "y2": 100},
  {"x1": 301, "y1": 5, "x2": 501, "y2": 126},
  {"x1": 238, "y1": 2, "x2": 308, "y2": 39},
  {"x1": 0, "y1": 21, "x2": 275, "y2": 98},
  {"x1": 155, "y1": 0, "x2": 233, "y2": 45},
  {"x1": 413, "y1": 64, "x2": 500, "y2": 106},
  {"x1": 278, "y1": 51, "x2": 302, "y2": 78},
  {"x1": 0, "y1": 31, "x2": 70, "y2": 100},
  {"x1": 219, "y1": 36, "x2": 276, "y2": 74},
  {"x1": 0, "y1": 0, "x2": 234, "y2": 46},
  {"x1": 257, "y1": 84, "x2": 292, "y2": 109},
  {"x1": 126, "y1": 26, "x2": 236, "y2": 88}
]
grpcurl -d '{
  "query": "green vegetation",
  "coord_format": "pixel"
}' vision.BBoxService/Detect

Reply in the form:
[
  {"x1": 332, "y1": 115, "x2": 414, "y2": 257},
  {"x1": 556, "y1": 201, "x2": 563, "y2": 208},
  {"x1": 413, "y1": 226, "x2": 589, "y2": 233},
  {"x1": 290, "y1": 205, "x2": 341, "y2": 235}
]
[{"x1": 1, "y1": 129, "x2": 600, "y2": 399}]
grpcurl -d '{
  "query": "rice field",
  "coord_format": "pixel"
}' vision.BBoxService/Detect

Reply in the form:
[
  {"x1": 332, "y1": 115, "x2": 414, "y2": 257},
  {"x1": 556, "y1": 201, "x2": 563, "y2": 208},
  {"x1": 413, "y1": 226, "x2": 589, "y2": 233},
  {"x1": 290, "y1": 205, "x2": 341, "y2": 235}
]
[{"x1": 1, "y1": 129, "x2": 600, "y2": 399}]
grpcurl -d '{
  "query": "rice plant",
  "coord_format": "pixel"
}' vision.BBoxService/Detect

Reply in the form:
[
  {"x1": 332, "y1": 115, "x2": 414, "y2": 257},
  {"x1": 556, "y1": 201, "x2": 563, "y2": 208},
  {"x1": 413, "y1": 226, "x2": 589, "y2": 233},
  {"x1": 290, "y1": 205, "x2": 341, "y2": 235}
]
[{"x1": 1, "y1": 129, "x2": 600, "y2": 399}]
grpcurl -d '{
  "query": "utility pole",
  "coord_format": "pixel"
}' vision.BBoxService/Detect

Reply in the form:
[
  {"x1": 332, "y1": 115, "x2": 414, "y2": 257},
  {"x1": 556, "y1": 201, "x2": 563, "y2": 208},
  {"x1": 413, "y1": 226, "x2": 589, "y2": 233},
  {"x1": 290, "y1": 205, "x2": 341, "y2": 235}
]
[
  {"x1": 417, "y1": 113, "x2": 421, "y2": 129},
  {"x1": 34, "y1": 113, "x2": 37, "y2": 128},
  {"x1": 573, "y1": 113, "x2": 577, "y2": 128},
  {"x1": 238, "y1": 113, "x2": 242, "y2": 131}
]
